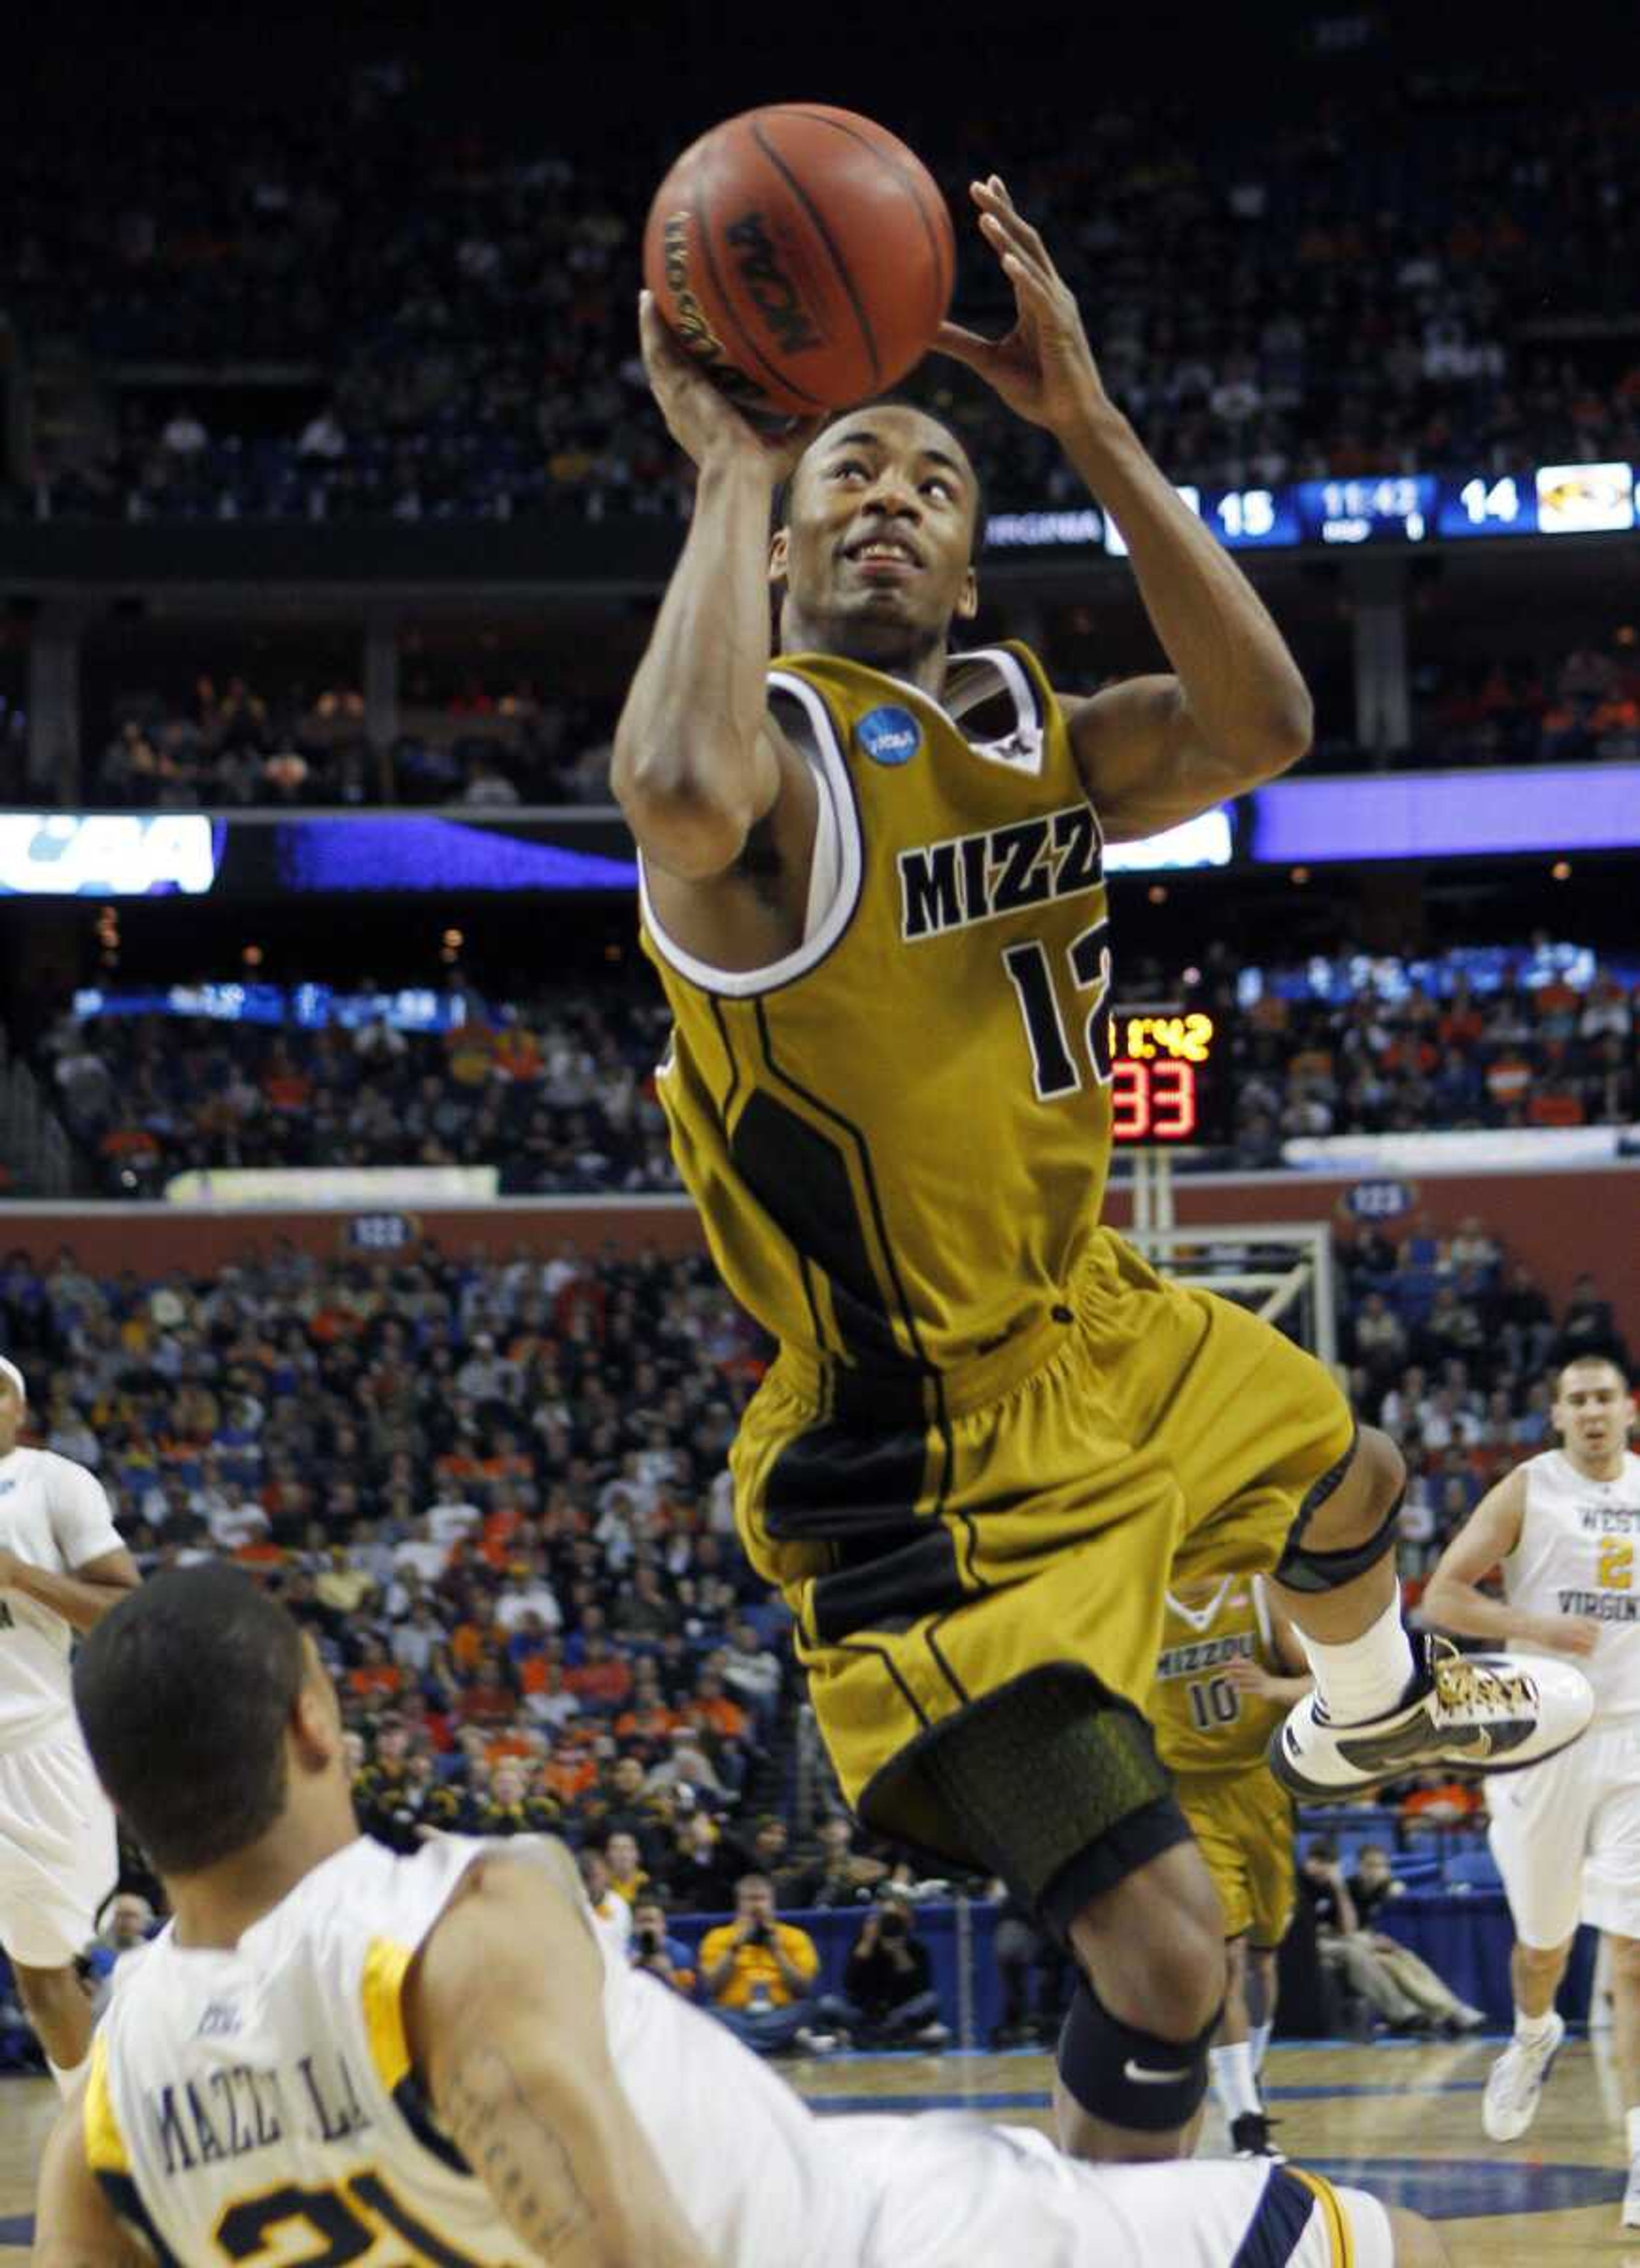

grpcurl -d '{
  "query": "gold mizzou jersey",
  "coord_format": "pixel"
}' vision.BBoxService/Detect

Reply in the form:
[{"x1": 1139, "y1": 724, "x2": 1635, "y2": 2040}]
[
  {"x1": 640, "y1": 644, "x2": 1114, "y2": 1380},
  {"x1": 1151, "y1": 1575, "x2": 1288, "y2": 1778}
]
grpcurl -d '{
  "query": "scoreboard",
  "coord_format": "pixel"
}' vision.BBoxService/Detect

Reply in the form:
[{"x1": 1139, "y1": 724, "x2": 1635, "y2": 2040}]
[
  {"x1": 1108, "y1": 1005, "x2": 1228, "y2": 1148},
  {"x1": 985, "y1": 459, "x2": 1638, "y2": 557}
]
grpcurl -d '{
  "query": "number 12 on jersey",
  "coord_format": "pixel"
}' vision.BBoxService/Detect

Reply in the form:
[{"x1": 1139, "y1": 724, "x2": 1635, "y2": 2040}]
[{"x1": 1002, "y1": 919, "x2": 1113, "y2": 1100}]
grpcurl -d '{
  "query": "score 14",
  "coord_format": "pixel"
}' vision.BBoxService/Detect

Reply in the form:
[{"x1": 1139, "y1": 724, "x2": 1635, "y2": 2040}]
[{"x1": 1458, "y1": 476, "x2": 1521, "y2": 528}]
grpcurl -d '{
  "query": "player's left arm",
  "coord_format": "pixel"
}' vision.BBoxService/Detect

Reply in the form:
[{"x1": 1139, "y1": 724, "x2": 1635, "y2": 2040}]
[
  {"x1": 1225, "y1": 1588, "x2": 1315, "y2": 1706},
  {"x1": 936, "y1": 178, "x2": 1311, "y2": 842},
  {"x1": 0, "y1": 1548, "x2": 141, "y2": 1634},
  {"x1": 0, "y1": 1461, "x2": 141, "y2": 1632},
  {"x1": 32, "y1": 2088, "x2": 146, "y2": 2268}
]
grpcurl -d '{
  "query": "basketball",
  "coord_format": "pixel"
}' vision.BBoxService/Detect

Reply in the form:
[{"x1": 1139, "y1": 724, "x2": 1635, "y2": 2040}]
[{"x1": 642, "y1": 105, "x2": 955, "y2": 419}]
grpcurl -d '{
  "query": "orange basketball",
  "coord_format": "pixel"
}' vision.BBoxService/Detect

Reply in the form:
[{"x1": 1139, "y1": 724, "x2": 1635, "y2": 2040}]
[{"x1": 642, "y1": 105, "x2": 955, "y2": 419}]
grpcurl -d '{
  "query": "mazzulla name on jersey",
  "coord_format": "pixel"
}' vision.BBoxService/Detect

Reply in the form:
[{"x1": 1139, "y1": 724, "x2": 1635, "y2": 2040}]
[{"x1": 140, "y1": 2043, "x2": 370, "y2": 2176}]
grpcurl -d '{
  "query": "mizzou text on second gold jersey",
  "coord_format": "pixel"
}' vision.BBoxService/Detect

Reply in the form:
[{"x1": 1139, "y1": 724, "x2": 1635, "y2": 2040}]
[{"x1": 1152, "y1": 1576, "x2": 1289, "y2": 1778}]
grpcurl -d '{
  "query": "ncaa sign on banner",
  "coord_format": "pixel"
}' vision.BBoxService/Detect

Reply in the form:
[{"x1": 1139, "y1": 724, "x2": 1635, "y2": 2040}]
[{"x1": 0, "y1": 814, "x2": 222, "y2": 896}]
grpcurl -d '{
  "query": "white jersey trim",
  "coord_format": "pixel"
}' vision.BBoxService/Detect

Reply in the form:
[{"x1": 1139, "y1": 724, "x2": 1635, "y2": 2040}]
[{"x1": 637, "y1": 670, "x2": 863, "y2": 1001}]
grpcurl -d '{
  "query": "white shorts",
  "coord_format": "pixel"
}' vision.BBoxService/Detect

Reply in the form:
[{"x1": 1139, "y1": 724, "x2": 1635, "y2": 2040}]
[
  {"x1": 1489, "y1": 1714, "x2": 1640, "y2": 1947},
  {"x1": 829, "y1": 2113, "x2": 1392, "y2": 2268},
  {"x1": 0, "y1": 1732, "x2": 118, "y2": 1966}
]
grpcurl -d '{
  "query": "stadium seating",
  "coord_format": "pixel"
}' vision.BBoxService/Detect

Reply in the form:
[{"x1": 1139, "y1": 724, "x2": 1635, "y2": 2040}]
[
  {"x1": 32, "y1": 948, "x2": 1635, "y2": 1194},
  {"x1": 11, "y1": 79, "x2": 1639, "y2": 525}
]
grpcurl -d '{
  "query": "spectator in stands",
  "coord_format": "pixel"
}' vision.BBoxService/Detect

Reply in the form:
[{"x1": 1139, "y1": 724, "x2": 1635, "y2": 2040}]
[
  {"x1": 1347, "y1": 1844, "x2": 1485, "y2": 2036},
  {"x1": 698, "y1": 1874, "x2": 830, "y2": 2058},
  {"x1": 1354, "y1": 1293, "x2": 1409, "y2": 1384},
  {"x1": 472, "y1": 1756, "x2": 560, "y2": 1838},
  {"x1": 785, "y1": 1814, "x2": 889, "y2": 1908},
  {"x1": 720, "y1": 1618, "x2": 782, "y2": 1736},
  {"x1": 81, "y1": 1893, "x2": 156, "y2": 2019},
  {"x1": 665, "y1": 1808, "x2": 744, "y2": 1912},
  {"x1": 628, "y1": 1895, "x2": 697, "y2": 1998},
  {"x1": 1559, "y1": 1273, "x2": 1631, "y2": 1371},
  {"x1": 816, "y1": 1895, "x2": 949, "y2": 2051},
  {"x1": 603, "y1": 1828, "x2": 650, "y2": 1909},
  {"x1": 1300, "y1": 1838, "x2": 1483, "y2": 2036}
]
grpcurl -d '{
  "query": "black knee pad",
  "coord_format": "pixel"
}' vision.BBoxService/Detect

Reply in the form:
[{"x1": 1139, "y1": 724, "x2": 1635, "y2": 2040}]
[
  {"x1": 1056, "y1": 1977, "x2": 1221, "y2": 2134},
  {"x1": 899, "y1": 1664, "x2": 1179, "y2": 1914},
  {"x1": 1276, "y1": 1431, "x2": 1403, "y2": 1594}
]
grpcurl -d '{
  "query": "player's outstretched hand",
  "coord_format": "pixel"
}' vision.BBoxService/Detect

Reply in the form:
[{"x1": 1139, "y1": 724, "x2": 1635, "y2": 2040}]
[
  {"x1": 638, "y1": 292, "x2": 823, "y2": 478},
  {"x1": 934, "y1": 178, "x2": 1114, "y2": 437}
]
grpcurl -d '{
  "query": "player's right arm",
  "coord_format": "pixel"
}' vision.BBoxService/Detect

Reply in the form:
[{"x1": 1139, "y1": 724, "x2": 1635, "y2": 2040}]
[
  {"x1": 613, "y1": 297, "x2": 821, "y2": 968},
  {"x1": 1420, "y1": 1466, "x2": 1599, "y2": 1655},
  {"x1": 406, "y1": 1849, "x2": 715, "y2": 2268}
]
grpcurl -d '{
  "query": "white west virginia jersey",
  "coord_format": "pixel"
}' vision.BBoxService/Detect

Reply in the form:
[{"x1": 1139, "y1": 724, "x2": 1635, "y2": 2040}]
[
  {"x1": 0, "y1": 1444, "x2": 122, "y2": 1747},
  {"x1": 1504, "y1": 1449, "x2": 1640, "y2": 1721},
  {"x1": 86, "y1": 1834, "x2": 857, "y2": 2268}
]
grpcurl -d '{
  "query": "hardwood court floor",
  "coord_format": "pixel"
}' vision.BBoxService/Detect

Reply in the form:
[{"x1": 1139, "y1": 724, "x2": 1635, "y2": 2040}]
[{"x1": 0, "y1": 2031, "x2": 1633, "y2": 2263}]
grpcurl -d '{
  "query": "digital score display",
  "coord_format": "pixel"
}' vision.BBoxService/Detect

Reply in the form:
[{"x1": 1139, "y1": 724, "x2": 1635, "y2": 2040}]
[
  {"x1": 987, "y1": 460, "x2": 1637, "y2": 556},
  {"x1": 1108, "y1": 1007, "x2": 1227, "y2": 1147}
]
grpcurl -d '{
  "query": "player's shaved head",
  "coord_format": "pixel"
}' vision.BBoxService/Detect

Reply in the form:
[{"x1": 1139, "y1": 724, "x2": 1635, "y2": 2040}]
[{"x1": 75, "y1": 1565, "x2": 310, "y2": 1875}]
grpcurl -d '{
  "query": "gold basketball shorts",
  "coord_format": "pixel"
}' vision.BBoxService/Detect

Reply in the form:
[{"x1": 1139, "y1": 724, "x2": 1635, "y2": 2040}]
[
  {"x1": 1174, "y1": 1766, "x2": 1297, "y2": 1947},
  {"x1": 731, "y1": 1227, "x2": 1354, "y2": 1895}
]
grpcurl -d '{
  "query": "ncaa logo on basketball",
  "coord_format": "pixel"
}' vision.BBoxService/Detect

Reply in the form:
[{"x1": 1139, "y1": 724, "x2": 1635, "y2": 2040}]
[{"x1": 856, "y1": 705, "x2": 922, "y2": 767}]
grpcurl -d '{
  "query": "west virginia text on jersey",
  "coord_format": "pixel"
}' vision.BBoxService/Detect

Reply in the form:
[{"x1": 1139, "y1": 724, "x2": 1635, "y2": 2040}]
[{"x1": 639, "y1": 645, "x2": 1114, "y2": 1380}]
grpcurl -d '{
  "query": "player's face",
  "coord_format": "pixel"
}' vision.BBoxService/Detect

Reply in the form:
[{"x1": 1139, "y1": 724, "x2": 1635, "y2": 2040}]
[
  {"x1": 0, "y1": 1377, "x2": 19, "y2": 1454},
  {"x1": 1552, "y1": 1363, "x2": 1634, "y2": 1467},
  {"x1": 773, "y1": 408, "x2": 979, "y2": 666}
]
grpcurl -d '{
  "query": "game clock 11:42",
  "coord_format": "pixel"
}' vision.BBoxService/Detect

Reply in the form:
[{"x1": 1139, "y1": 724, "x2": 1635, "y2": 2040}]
[{"x1": 1108, "y1": 1007, "x2": 1226, "y2": 1147}]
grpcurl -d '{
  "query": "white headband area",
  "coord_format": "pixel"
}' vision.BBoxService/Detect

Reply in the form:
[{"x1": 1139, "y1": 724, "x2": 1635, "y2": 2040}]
[{"x1": 0, "y1": 1356, "x2": 25, "y2": 1403}]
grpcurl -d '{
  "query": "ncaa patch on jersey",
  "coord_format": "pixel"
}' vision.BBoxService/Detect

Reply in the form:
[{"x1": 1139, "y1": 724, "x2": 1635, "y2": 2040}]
[{"x1": 856, "y1": 704, "x2": 922, "y2": 767}]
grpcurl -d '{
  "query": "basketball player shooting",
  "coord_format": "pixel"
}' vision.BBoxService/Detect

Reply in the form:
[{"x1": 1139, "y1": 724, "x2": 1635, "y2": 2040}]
[
  {"x1": 615, "y1": 173, "x2": 1590, "y2": 2165},
  {"x1": 0, "y1": 1355, "x2": 138, "y2": 2092},
  {"x1": 36, "y1": 1567, "x2": 1446, "y2": 2268},
  {"x1": 1422, "y1": 1353, "x2": 1640, "y2": 2230}
]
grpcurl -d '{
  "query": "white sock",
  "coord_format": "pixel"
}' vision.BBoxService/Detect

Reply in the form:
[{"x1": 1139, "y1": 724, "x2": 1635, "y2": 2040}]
[
  {"x1": 1514, "y1": 2007, "x2": 1557, "y2": 2046},
  {"x1": 1294, "y1": 1595, "x2": 1417, "y2": 1726},
  {"x1": 1249, "y1": 2018, "x2": 1274, "y2": 2073},
  {"x1": 1209, "y1": 2040, "x2": 1261, "y2": 2122},
  {"x1": 1625, "y1": 2106, "x2": 1640, "y2": 2161},
  {"x1": 47, "y1": 2056, "x2": 86, "y2": 2098}
]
